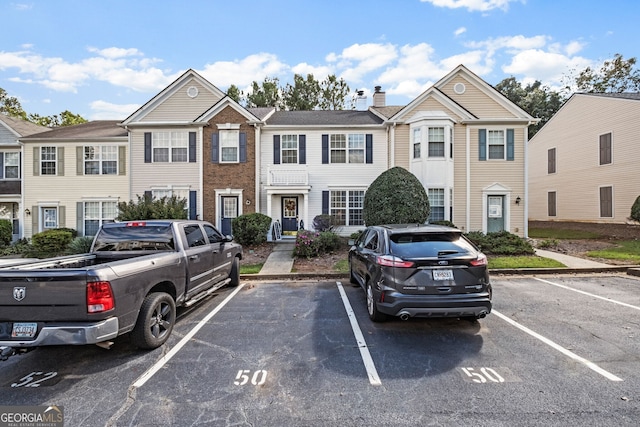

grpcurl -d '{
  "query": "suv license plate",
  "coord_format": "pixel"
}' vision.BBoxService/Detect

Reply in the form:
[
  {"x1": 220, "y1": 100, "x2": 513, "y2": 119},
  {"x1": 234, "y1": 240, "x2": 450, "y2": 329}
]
[
  {"x1": 12, "y1": 322, "x2": 37, "y2": 338},
  {"x1": 433, "y1": 270, "x2": 454, "y2": 281}
]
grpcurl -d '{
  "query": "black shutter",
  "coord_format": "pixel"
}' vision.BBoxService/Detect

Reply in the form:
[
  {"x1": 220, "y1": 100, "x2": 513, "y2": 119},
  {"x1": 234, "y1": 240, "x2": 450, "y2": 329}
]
[
  {"x1": 189, "y1": 191, "x2": 197, "y2": 220},
  {"x1": 478, "y1": 129, "x2": 486, "y2": 161},
  {"x1": 273, "y1": 135, "x2": 280, "y2": 164},
  {"x1": 299, "y1": 135, "x2": 306, "y2": 164},
  {"x1": 506, "y1": 129, "x2": 514, "y2": 161},
  {"x1": 365, "y1": 134, "x2": 373, "y2": 164},
  {"x1": 322, "y1": 191, "x2": 329, "y2": 214},
  {"x1": 189, "y1": 132, "x2": 196, "y2": 162},
  {"x1": 0, "y1": 153, "x2": 4, "y2": 179},
  {"x1": 239, "y1": 132, "x2": 247, "y2": 163},
  {"x1": 211, "y1": 133, "x2": 219, "y2": 163},
  {"x1": 322, "y1": 135, "x2": 329, "y2": 164},
  {"x1": 144, "y1": 132, "x2": 152, "y2": 163}
]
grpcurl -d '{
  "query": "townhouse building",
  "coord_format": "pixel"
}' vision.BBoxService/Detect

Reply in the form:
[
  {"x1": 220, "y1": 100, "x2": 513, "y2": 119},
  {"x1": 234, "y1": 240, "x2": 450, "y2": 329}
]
[{"x1": 13, "y1": 65, "x2": 536, "y2": 239}]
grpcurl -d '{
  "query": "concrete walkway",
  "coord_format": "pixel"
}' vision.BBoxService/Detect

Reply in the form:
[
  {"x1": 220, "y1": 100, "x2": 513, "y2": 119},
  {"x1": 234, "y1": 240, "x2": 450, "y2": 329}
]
[
  {"x1": 259, "y1": 242, "x2": 295, "y2": 274},
  {"x1": 534, "y1": 249, "x2": 612, "y2": 268}
]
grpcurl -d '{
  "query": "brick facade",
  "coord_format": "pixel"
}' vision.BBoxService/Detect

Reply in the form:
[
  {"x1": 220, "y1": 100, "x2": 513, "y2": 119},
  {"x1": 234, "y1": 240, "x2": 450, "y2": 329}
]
[{"x1": 202, "y1": 106, "x2": 256, "y2": 224}]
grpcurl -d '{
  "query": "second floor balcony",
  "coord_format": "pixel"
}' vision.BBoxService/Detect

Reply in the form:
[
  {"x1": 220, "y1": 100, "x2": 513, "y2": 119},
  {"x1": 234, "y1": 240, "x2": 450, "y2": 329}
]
[{"x1": 267, "y1": 167, "x2": 308, "y2": 186}]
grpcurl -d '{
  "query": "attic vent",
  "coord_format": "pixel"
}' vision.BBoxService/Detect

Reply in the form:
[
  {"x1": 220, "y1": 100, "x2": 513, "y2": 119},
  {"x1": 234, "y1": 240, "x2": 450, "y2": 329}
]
[
  {"x1": 187, "y1": 86, "x2": 199, "y2": 98},
  {"x1": 453, "y1": 83, "x2": 466, "y2": 95}
]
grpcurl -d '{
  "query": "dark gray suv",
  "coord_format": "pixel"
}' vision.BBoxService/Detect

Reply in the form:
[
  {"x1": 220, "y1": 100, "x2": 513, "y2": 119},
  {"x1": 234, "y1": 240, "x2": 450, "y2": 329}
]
[{"x1": 349, "y1": 224, "x2": 492, "y2": 322}]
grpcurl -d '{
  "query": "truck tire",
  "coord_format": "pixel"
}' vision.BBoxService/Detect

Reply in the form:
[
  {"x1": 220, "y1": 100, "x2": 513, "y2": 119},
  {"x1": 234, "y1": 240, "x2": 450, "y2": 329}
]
[
  {"x1": 229, "y1": 257, "x2": 240, "y2": 287},
  {"x1": 131, "y1": 292, "x2": 176, "y2": 349}
]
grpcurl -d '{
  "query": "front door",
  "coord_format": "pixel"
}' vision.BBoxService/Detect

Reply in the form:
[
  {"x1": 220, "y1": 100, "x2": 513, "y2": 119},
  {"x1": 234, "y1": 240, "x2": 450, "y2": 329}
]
[
  {"x1": 281, "y1": 197, "x2": 298, "y2": 234},
  {"x1": 221, "y1": 196, "x2": 238, "y2": 236},
  {"x1": 487, "y1": 196, "x2": 505, "y2": 232}
]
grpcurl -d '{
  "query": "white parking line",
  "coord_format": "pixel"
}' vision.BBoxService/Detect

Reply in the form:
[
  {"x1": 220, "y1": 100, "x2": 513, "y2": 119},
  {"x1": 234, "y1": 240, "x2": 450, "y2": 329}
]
[
  {"x1": 492, "y1": 309, "x2": 623, "y2": 382},
  {"x1": 336, "y1": 282, "x2": 382, "y2": 386},
  {"x1": 132, "y1": 284, "x2": 246, "y2": 388},
  {"x1": 534, "y1": 277, "x2": 640, "y2": 311}
]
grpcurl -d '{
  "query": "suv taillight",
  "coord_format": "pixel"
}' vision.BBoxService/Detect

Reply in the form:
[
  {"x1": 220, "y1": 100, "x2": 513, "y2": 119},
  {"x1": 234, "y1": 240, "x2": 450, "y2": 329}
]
[
  {"x1": 87, "y1": 281, "x2": 115, "y2": 313},
  {"x1": 469, "y1": 253, "x2": 487, "y2": 267},
  {"x1": 376, "y1": 255, "x2": 415, "y2": 268}
]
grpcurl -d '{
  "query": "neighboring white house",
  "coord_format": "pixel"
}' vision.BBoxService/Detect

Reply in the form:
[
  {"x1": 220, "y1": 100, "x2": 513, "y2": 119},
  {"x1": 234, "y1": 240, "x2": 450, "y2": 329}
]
[{"x1": 529, "y1": 93, "x2": 640, "y2": 224}]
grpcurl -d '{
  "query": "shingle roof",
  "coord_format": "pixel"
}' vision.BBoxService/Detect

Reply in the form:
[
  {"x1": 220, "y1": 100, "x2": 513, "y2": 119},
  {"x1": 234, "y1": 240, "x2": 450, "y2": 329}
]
[
  {"x1": 22, "y1": 120, "x2": 127, "y2": 139},
  {"x1": 266, "y1": 110, "x2": 384, "y2": 126},
  {"x1": 247, "y1": 107, "x2": 275, "y2": 120},
  {"x1": 370, "y1": 105, "x2": 404, "y2": 119},
  {"x1": 0, "y1": 114, "x2": 51, "y2": 136},
  {"x1": 581, "y1": 92, "x2": 640, "y2": 100}
]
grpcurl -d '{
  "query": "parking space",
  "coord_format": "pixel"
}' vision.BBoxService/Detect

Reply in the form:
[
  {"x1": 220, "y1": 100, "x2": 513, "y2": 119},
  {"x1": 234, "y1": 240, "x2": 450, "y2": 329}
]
[{"x1": 2, "y1": 275, "x2": 640, "y2": 426}]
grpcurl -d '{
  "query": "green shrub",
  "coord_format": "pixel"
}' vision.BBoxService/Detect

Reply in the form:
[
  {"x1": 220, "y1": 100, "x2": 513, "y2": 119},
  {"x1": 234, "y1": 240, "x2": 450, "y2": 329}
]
[
  {"x1": 431, "y1": 220, "x2": 457, "y2": 228},
  {"x1": 363, "y1": 167, "x2": 430, "y2": 226},
  {"x1": 117, "y1": 194, "x2": 188, "y2": 220},
  {"x1": 0, "y1": 219, "x2": 12, "y2": 246},
  {"x1": 631, "y1": 195, "x2": 640, "y2": 222},
  {"x1": 28, "y1": 229, "x2": 74, "y2": 258},
  {"x1": 465, "y1": 230, "x2": 535, "y2": 255},
  {"x1": 313, "y1": 214, "x2": 335, "y2": 231},
  {"x1": 537, "y1": 239, "x2": 559, "y2": 249},
  {"x1": 232, "y1": 213, "x2": 272, "y2": 246},
  {"x1": 293, "y1": 230, "x2": 342, "y2": 258},
  {"x1": 66, "y1": 236, "x2": 95, "y2": 254}
]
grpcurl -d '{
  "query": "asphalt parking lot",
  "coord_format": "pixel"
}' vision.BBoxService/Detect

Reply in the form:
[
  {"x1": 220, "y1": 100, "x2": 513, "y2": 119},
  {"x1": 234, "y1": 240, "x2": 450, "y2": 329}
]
[{"x1": 2, "y1": 274, "x2": 640, "y2": 426}]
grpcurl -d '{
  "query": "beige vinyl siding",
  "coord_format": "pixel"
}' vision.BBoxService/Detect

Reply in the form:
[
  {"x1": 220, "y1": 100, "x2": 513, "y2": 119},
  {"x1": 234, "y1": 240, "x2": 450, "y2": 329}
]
[
  {"x1": 393, "y1": 125, "x2": 410, "y2": 170},
  {"x1": 129, "y1": 128, "x2": 201, "y2": 200},
  {"x1": 142, "y1": 79, "x2": 223, "y2": 122},
  {"x1": 23, "y1": 141, "x2": 128, "y2": 238},
  {"x1": 452, "y1": 124, "x2": 469, "y2": 229},
  {"x1": 529, "y1": 95, "x2": 640, "y2": 223},
  {"x1": 441, "y1": 76, "x2": 513, "y2": 118}
]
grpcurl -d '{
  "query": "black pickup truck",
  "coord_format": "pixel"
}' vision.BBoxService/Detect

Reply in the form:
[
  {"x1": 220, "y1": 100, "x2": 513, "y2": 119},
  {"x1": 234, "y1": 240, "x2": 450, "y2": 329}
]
[{"x1": 0, "y1": 220, "x2": 242, "y2": 359}]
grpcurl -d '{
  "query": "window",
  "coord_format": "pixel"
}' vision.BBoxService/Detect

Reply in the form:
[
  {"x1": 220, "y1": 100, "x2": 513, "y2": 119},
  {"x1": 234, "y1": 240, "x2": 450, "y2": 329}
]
[
  {"x1": 152, "y1": 188, "x2": 190, "y2": 215},
  {"x1": 428, "y1": 188, "x2": 445, "y2": 222},
  {"x1": 281, "y1": 135, "x2": 298, "y2": 164},
  {"x1": 488, "y1": 130, "x2": 505, "y2": 159},
  {"x1": 184, "y1": 224, "x2": 206, "y2": 247},
  {"x1": 42, "y1": 207, "x2": 58, "y2": 229},
  {"x1": 204, "y1": 224, "x2": 223, "y2": 244},
  {"x1": 41, "y1": 147, "x2": 57, "y2": 175},
  {"x1": 548, "y1": 191, "x2": 556, "y2": 217},
  {"x1": 84, "y1": 146, "x2": 118, "y2": 175},
  {"x1": 413, "y1": 128, "x2": 421, "y2": 159},
  {"x1": 330, "y1": 134, "x2": 365, "y2": 163},
  {"x1": 599, "y1": 133, "x2": 612, "y2": 165},
  {"x1": 220, "y1": 130, "x2": 239, "y2": 163},
  {"x1": 428, "y1": 127, "x2": 445, "y2": 157},
  {"x1": 548, "y1": 148, "x2": 556, "y2": 174},
  {"x1": 600, "y1": 186, "x2": 613, "y2": 218},
  {"x1": 3, "y1": 152, "x2": 20, "y2": 179},
  {"x1": 84, "y1": 201, "x2": 117, "y2": 236},
  {"x1": 330, "y1": 190, "x2": 364, "y2": 226},
  {"x1": 152, "y1": 132, "x2": 188, "y2": 163}
]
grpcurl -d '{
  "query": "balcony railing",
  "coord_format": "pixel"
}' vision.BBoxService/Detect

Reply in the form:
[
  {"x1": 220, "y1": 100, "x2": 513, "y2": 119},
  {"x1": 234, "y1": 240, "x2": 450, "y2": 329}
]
[{"x1": 268, "y1": 167, "x2": 308, "y2": 186}]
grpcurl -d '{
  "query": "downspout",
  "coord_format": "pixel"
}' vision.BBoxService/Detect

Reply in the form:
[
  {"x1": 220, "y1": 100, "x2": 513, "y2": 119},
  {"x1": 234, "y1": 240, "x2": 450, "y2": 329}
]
[
  {"x1": 254, "y1": 123, "x2": 261, "y2": 213},
  {"x1": 466, "y1": 126, "x2": 471, "y2": 233},
  {"x1": 199, "y1": 126, "x2": 204, "y2": 220},
  {"x1": 524, "y1": 125, "x2": 529, "y2": 238},
  {"x1": 389, "y1": 122, "x2": 396, "y2": 167}
]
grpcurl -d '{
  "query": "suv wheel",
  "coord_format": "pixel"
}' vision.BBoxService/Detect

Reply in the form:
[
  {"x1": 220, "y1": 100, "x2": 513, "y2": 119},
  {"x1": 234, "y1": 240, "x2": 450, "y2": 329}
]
[{"x1": 366, "y1": 281, "x2": 387, "y2": 322}]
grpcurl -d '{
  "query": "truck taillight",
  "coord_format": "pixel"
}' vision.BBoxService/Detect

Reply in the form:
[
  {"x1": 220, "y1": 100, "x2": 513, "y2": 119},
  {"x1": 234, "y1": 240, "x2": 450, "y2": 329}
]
[{"x1": 87, "y1": 281, "x2": 115, "y2": 313}]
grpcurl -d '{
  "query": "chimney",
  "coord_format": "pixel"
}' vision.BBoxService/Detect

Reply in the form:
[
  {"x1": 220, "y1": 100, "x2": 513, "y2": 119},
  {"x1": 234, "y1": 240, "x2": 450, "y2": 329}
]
[
  {"x1": 373, "y1": 86, "x2": 385, "y2": 107},
  {"x1": 355, "y1": 90, "x2": 367, "y2": 111}
]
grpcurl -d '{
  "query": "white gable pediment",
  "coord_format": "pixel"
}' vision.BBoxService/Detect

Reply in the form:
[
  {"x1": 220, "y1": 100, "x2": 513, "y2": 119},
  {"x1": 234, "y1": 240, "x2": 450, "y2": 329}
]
[{"x1": 483, "y1": 182, "x2": 512, "y2": 193}]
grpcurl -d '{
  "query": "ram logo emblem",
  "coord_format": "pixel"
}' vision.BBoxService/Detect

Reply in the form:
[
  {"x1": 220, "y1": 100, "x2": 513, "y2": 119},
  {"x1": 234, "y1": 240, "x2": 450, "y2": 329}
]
[{"x1": 13, "y1": 287, "x2": 26, "y2": 302}]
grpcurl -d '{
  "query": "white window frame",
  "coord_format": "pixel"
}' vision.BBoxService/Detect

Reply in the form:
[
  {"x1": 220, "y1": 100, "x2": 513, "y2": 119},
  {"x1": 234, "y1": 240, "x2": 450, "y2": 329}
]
[
  {"x1": 42, "y1": 207, "x2": 58, "y2": 229},
  {"x1": 427, "y1": 127, "x2": 445, "y2": 158},
  {"x1": 152, "y1": 132, "x2": 188, "y2": 163},
  {"x1": 412, "y1": 128, "x2": 421, "y2": 159},
  {"x1": 281, "y1": 135, "x2": 299, "y2": 164},
  {"x1": 330, "y1": 189, "x2": 365, "y2": 226},
  {"x1": 83, "y1": 200, "x2": 118, "y2": 236},
  {"x1": 330, "y1": 133, "x2": 365, "y2": 164},
  {"x1": 428, "y1": 188, "x2": 445, "y2": 222},
  {"x1": 40, "y1": 146, "x2": 57, "y2": 175},
  {"x1": 487, "y1": 129, "x2": 506, "y2": 160},
  {"x1": 151, "y1": 186, "x2": 191, "y2": 215},
  {"x1": 3, "y1": 152, "x2": 20, "y2": 179},
  {"x1": 84, "y1": 145, "x2": 118, "y2": 175}
]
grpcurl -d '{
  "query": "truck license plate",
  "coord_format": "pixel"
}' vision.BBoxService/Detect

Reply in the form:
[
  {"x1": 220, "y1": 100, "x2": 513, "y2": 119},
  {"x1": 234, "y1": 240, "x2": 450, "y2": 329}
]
[
  {"x1": 12, "y1": 322, "x2": 37, "y2": 338},
  {"x1": 433, "y1": 270, "x2": 454, "y2": 281}
]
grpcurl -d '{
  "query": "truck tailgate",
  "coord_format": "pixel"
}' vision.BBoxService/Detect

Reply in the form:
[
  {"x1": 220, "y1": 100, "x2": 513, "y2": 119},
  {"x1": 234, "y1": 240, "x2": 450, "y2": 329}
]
[{"x1": 0, "y1": 270, "x2": 93, "y2": 322}]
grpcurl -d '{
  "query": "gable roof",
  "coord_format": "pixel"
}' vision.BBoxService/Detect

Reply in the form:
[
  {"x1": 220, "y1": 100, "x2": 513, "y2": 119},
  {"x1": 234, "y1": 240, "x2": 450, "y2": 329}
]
[
  {"x1": 0, "y1": 114, "x2": 51, "y2": 138},
  {"x1": 20, "y1": 120, "x2": 127, "y2": 141},
  {"x1": 120, "y1": 69, "x2": 226, "y2": 125},
  {"x1": 265, "y1": 110, "x2": 384, "y2": 127},
  {"x1": 196, "y1": 97, "x2": 261, "y2": 123},
  {"x1": 581, "y1": 92, "x2": 640, "y2": 101}
]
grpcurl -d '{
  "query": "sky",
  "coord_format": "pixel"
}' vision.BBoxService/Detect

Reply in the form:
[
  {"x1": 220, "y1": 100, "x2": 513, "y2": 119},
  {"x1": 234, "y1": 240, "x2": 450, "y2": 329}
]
[{"x1": 0, "y1": 0, "x2": 638, "y2": 120}]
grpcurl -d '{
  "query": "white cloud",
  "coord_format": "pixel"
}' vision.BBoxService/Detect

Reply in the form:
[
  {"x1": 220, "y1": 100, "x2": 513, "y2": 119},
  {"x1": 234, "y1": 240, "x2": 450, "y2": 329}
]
[
  {"x1": 330, "y1": 43, "x2": 398, "y2": 82},
  {"x1": 421, "y1": 0, "x2": 520, "y2": 12},
  {"x1": 199, "y1": 53, "x2": 289, "y2": 87},
  {"x1": 290, "y1": 63, "x2": 333, "y2": 78},
  {"x1": 454, "y1": 27, "x2": 467, "y2": 36},
  {"x1": 89, "y1": 100, "x2": 141, "y2": 120},
  {"x1": 502, "y1": 49, "x2": 593, "y2": 89}
]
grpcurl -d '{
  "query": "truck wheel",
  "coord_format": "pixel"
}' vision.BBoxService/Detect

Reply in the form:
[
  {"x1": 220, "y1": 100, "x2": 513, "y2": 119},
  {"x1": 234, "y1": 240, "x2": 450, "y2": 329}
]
[
  {"x1": 131, "y1": 292, "x2": 176, "y2": 349},
  {"x1": 229, "y1": 257, "x2": 240, "y2": 287}
]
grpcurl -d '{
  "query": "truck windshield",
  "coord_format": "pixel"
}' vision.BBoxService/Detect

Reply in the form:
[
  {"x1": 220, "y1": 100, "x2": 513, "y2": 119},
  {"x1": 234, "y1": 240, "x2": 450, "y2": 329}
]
[{"x1": 93, "y1": 225, "x2": 175, "y2": 251}]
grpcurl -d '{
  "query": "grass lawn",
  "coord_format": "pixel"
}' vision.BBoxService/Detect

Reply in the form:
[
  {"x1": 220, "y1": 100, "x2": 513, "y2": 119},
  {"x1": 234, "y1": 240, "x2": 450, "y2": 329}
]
[
  {"x1": 528, "y1": 228, "x2": 601, "y2": 239},
  {"x1": 240, "y1": 264, "x2": 263, "y2": 274},
  {"x1": 587, "y1": 240, "x2": 640, "y2": 262},
  {"x1": 489, "y1": 255, "x2": 565, "y2": 269}
]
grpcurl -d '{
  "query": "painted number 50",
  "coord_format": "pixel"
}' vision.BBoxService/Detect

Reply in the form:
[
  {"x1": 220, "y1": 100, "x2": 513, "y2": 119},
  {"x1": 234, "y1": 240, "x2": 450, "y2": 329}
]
[
  {"x1": 462, "y1": 367, "x2": 505, "y2": 383},
  {"x1": 234, "y1": 370, "x2": 267, "y2": 386}
]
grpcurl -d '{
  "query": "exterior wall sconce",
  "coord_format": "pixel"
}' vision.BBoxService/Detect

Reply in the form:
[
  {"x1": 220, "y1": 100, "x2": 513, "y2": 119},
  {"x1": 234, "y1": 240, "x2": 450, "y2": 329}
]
[
  {"x1": 24, "y1": 208, "x2": 31, "y2": 216},
  {"x1": 515, "y1": 196, "x2": 521, "y2": 205}
]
